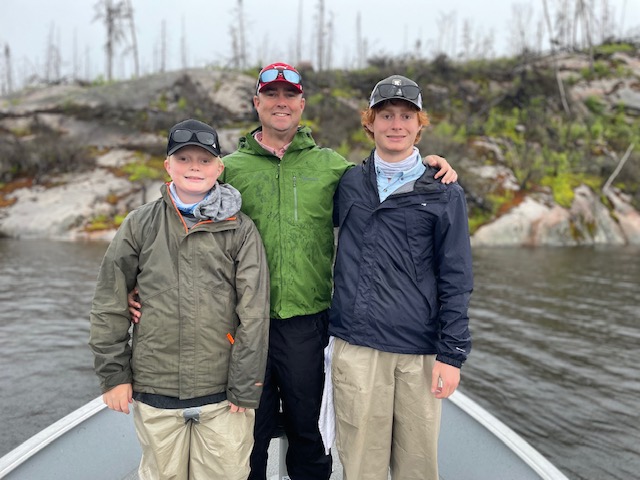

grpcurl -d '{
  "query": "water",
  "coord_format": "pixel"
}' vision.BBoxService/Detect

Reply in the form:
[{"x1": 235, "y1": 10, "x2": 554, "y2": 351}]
[
  {"x1": 465, "y1": 247, "x2": 640, "y2": 480},
  {"x1": 0, "y1": 239, "x2": 107, "y2": 455},
  {"x1": 1, "y1": 239, "x2": 639, "y2": 479}
]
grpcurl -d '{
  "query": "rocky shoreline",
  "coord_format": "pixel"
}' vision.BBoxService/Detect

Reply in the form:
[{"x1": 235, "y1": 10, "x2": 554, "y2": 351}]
[{"x1": 1, "y1": 63, "x2": 640, "y2": 246}]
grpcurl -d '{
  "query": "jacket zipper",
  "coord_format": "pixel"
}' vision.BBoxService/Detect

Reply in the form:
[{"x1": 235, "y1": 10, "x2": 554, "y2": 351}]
[{"x1": 293, "y1": 175, "x2": 299, "y2": 222}]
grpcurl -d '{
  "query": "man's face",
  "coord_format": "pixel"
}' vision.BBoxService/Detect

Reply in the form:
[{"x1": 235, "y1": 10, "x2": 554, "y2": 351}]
[{"x1": 253, "y1": 84, "x2": 305, "y2": 138}]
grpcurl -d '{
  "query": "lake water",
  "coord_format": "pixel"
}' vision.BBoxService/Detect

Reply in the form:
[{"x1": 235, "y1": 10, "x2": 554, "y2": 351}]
[{"x1": 0, "y1": 238, "x2": 639, "y2": 480}]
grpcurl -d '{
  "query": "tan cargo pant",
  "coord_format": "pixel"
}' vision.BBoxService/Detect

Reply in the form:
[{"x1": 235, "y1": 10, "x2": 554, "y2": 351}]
[
  {"x1": 132, "y1": 400, "x2": 255, "y2": 480},
  {"x1": 332, "y1": 338, "x2": 441, "y2": 480}
]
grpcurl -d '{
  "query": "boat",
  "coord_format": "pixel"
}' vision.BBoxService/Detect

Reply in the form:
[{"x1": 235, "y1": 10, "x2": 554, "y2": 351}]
[{"x1": 0, "y1": 390, "x2": 569, "y2": 480}]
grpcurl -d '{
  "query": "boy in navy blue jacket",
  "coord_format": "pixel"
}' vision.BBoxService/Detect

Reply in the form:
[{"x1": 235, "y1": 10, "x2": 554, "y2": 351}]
[{"x1": 328, "y1": 75, "x2": 473, "y2": 480}]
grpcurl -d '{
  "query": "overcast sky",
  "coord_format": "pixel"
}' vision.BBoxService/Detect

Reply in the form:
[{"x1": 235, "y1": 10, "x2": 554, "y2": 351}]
[{"x1": 1, "y1": 0, "x2": 639, "y2": 88}]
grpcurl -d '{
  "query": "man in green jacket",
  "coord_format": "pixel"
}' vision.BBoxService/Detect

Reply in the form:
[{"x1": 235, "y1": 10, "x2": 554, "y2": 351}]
[{"x1": 221, "y1": 63, "x2": 457, "y2": 480}]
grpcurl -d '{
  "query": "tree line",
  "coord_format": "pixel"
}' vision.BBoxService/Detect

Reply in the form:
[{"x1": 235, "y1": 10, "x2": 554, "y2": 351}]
[{"x1": 0, "y1": 0, "x2": 637, "y2": 95}]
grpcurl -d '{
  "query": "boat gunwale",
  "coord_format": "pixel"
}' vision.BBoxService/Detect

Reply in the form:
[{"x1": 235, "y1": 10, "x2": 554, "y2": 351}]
[
  {"x1": 449, "y1": 391, "x2": 569, "y2": 480},
  {"x1": 0, "y1": 396, "x2": 106, "y2": 477}
]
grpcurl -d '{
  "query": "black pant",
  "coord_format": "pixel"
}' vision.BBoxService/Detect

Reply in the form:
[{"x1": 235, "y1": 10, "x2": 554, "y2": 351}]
[{"x1": 249, "y1": 311, "x2": 332, "y2": 480}]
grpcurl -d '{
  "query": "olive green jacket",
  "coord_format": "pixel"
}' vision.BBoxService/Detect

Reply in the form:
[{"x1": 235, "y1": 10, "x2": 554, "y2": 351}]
[
  {"x1": 89, "y1": 184, "x2": 270, "y2": 408},
  {"x1": 221, "y1": 126, "x2": 352, "y2": 319}
]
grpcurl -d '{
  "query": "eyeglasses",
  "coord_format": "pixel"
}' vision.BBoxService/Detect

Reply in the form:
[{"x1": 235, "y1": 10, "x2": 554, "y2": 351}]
[
  {"x1": 258, "y1": 68, "x2": 302, "y2": 85},
  {"x1": 171, "y1": 129, "x2": 217, "y2": 146},
  {"x1": 374, "y1": 84, "x2": 422, "y2": 101}
]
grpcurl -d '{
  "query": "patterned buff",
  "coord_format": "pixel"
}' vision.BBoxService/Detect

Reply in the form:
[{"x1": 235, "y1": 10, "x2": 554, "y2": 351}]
[{"x1": 192, "y1": 183, "x2": 242, "y2": 222}]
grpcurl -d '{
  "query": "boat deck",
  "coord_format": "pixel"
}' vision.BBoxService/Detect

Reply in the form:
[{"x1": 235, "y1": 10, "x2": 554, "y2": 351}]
[{"x1": 0, "y1": 392, "x2": 568, "y2": 480}]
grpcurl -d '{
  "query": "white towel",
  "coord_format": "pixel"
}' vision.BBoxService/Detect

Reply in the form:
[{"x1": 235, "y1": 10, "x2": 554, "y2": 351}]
[{"x1": 318, "y1": 336, "x2": 336, "y2": 454}]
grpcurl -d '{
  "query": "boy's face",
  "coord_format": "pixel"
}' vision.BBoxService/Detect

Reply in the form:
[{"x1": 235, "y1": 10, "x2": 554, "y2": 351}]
[
  {"x1": 164, "y1": 145, "x2": 223, "y2": 204},
  {"x1": 367, "y1": 101, "x2": 422, "y2": 162},
  {"x1": 253, "y1": 84, "x2": 305, "y2": 138}
]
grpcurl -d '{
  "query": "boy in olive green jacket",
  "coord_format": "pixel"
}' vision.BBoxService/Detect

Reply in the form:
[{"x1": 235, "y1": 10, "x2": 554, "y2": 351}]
[{"x1": 90, "y1": 119, "x2": 270, "y2": 480}]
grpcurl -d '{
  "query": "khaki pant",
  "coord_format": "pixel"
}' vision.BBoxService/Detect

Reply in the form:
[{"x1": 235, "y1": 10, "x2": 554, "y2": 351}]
[
  {"x1": 332, "y1": 338, "x2": 441, "y2": 480},
  {"x1": 132, "y1": 400, "x2": 255, "y2": 480}
]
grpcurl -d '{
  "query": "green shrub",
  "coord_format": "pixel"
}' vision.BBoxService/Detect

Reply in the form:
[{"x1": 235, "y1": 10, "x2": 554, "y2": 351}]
[{"x1": 584, "y1": 96, "x2": 605, "y2": 114}]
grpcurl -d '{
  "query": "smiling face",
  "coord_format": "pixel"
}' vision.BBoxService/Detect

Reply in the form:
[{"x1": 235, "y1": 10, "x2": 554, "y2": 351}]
[
  {"x1": 366, "y1": 101, "x2": 423, "y2": 163},
  {"x1": 164, "y1": 145, "x2": 224, "y2": 204},
  {"x1": 253, "y1": 83, "x2": 305, "y2": 143}
]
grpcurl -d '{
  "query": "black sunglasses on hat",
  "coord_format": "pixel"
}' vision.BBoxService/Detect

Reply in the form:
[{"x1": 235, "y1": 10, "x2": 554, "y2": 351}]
[
  {"x1": 369, "y1": 75, "x2": 423, "y2": 110},
  {"x1": 167, "y1": 119, "x2": 221, "y2": 157}
]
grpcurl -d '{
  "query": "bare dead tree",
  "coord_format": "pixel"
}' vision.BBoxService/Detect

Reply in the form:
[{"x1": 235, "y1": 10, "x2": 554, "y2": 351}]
[
  {"x1": 72, "y1": 30, "x2": 80, "y2": 81},
  {"x1": 451, "y1": 13, "x2": 458, "y2": 59},
  {"x1": 410, "y1": 26, "x2": 423, "y2": 60},
  {"x1": 478, "y1": 30, "x2": 496, "y2": 59},
  {"x1": 296, "y1": 0, "x2": 303, "y2": 64},
  {"x1": 326, "y1": 12, "x2": 334, "y2": 70},
  {"x1": 93, "y1": 0, "x2": 127, "y2": 81},
  {"x1": 160, "y1": 19, "x2": 167, "y2": 73},
  {"x1": 229, "y1": 25, "x2": 240, "y2": 68},
  {"x1": 316, "y1": 0, "x2": 325, "y2": 71},
  {"x1": 603, "y1": 143, "x2": 635, "y2": 193},
  {"x1": 84, "y1": 45, "x2": 92, "y2": 80},
  {"x1": 536, "y1": 18, "x2": 545, "y2": 53},
  {"x1": 123, "y1": 0, "x2": 140, "y2": 78},
  {"x1": 554, "y1": 0, "x2": 572, "y2": 50},
  {"x1": 575, "y1": 0, "x2": 594, "y2": 66},
  {"x1": 44, "y1": 23, "x2": 61, "y2": 83},
  {"x1": 509, "y1": 3, "x2": 534, "y2": 55},
  {"x1": 598, "y1": 0, "x2": 611, "y2": 43},
  {"x1": 356, "y1": 12, "x2": 363, "y2": 68},
  {"x1": 229, "y1": 0, "x2": 247, "y2": 68},
  {"x1": 3, "y1": 44, "x2": 12, "y2": 94},
  {"x1": 238, "y1": 0, "x2": 247, "y2": 69},
  {"x1": 461, "y1": 20, "x2": 472, "y2": 60},
  {"x1": 435, "y1": 11, "x2": 457, "y2": 57},
  {"x1": 542, "y1": 0, "x2": 571, "y2": 115},
  {"x1": 181, "y1": 16, "x2": 188, "y2": 69}
]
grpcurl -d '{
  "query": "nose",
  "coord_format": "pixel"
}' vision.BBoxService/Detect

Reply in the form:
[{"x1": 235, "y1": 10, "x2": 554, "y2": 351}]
[{"x1": 390, "y1": 117, "x2": 403, "y2": 129}]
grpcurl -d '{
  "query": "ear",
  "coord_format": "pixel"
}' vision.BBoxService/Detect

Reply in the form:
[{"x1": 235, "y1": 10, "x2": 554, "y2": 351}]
[
  {"x1": 300, "y1": 96, "x2": 306, "y2": 112},
  {"x1": 253, "y1": 95, "x2": 260, "y2": 109},
  {"x1": 164, "y1": 157, "x2": 171, "y2": 175}
]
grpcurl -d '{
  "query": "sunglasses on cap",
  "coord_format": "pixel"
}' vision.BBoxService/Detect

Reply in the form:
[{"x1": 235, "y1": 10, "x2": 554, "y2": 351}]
[
  {"x1": 258, "y1": 68, "x2": 302, "y2": 86},
  {"x1": 374, "y1": 84, "x2": 422, "y2": 101},
  {"x1": 169, "y1": 129, "x2": 220, "y2": 156},
  {"x1": 171, "y1": 129, "x2": 217, "y2": 145}
]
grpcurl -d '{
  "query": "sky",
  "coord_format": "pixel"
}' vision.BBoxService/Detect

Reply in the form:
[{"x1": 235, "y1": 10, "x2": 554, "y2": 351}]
[{"x1": 1, "y1": 0, "x2": 639, "y2": 89}]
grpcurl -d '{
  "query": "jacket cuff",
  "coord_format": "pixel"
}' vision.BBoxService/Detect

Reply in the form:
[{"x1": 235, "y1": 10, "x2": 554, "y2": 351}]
[
  {"x1": 102, "y1": 371, "x2": 133, "y2": 393},
  {"x1": 436, "y1": 355, "x2": 464, "y2": 369},
  {"x1": 226, "y1": 388, "x2": 261, "y2": 410}
]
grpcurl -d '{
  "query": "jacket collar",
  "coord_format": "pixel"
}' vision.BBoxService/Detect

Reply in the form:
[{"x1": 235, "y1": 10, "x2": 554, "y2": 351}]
[
  {"x1": 237, "y1": 125, "x2": 317, "y2": 157},
  {"x1": 362, "y1": 149, "x2": 443, "y2": 196}
]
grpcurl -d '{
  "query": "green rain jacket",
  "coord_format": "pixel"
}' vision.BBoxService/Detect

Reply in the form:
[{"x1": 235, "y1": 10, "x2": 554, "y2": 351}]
[
  {"x1": 221, "y1": 126, "x2": 352, "y2": 319},
  {"x1": 89, "y1": 184, "x2": 270, "y2": 409}
]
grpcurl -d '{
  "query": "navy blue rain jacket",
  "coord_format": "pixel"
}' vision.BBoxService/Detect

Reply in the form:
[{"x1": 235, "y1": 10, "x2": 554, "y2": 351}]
[{"x1": 329, "y1": 152, "x2": 473, "y2": 367}]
